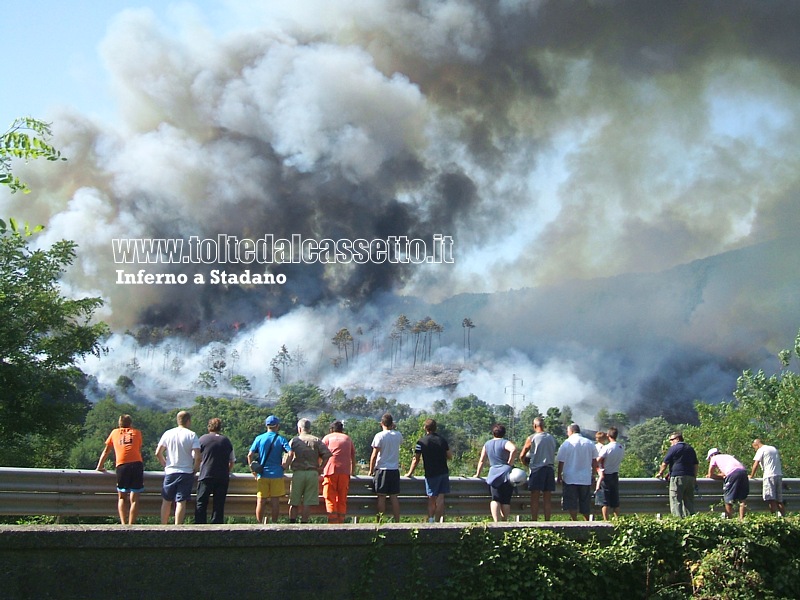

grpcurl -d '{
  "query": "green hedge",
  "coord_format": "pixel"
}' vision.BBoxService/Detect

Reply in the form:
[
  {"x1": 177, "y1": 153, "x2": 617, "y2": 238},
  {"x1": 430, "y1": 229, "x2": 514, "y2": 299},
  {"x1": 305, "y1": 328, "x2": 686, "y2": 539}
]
[{"x1": 437, "y1": 515, "x2": 800, "y2": 599}]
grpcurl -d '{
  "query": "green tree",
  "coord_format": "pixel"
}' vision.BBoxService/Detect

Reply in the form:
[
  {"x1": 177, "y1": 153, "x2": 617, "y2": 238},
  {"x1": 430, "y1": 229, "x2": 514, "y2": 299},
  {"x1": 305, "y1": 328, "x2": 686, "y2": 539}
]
[
  {"x1": 229, "y1": 374, "x2": 252, "y2": 399},
  {"x1": 331, "y1": 328, "x2": 354, "y2": 365},
  {"x1": 0, "y1": 234, "x2": 109, "y2": 466},
  {"x1": 187, "y1": 396, "x2": 266, "y2": 470},
  {"x1": 625, "y1": 416, "x2": 676, "y2": 475},
  {"x1": 447, "y1": 394, "x2": 495, "y2": 440},
  {"x1": 272, "y1": 381, "x2": 325, "y2": 434},
  {"x1": 313, "y1": 410, "x2": 336, "y2": 437},
  {"x1": 1, "y1": 117, "x2": 65, "y2": 197},
  {"x1": 344, "y1": 418, "x2": 381, "y2": 468},
  {"x1": 683, "y1": 328, "x2": 800, "y2": 476}
]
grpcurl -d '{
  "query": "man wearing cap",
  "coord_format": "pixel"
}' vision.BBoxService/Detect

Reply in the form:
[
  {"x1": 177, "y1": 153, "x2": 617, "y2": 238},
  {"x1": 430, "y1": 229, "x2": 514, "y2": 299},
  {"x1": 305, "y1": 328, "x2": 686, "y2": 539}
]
[
  {"x1": 706, "y1": 448, "x2": 749, "y2": 519},
  {"x1": 247, "y1": 415, "x2": 291, "y2": 524},
  {"x1": 655, "y1": 431, "x2": 699, "y2": 517}
]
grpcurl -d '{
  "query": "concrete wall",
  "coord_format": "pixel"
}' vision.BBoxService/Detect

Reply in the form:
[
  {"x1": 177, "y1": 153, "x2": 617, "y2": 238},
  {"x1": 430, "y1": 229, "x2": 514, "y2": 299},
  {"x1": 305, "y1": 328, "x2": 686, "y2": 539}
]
[{"x1": 0, "y1": 522, "x2": 612, "y2": 600}]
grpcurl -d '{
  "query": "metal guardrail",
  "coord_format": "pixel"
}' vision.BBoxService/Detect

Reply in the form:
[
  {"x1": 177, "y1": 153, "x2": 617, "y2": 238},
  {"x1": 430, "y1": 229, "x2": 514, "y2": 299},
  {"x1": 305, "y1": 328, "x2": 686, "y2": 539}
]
[{"x1": 0, "y1": 467, "x2": 796, "y2": 520}]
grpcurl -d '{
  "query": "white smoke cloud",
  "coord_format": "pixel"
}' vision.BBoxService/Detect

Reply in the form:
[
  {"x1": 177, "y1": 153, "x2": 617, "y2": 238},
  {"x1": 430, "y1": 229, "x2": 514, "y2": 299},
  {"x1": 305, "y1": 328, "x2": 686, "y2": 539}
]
[{"x1": 5, "y1": 1, "x2": 800, "y2": 420}]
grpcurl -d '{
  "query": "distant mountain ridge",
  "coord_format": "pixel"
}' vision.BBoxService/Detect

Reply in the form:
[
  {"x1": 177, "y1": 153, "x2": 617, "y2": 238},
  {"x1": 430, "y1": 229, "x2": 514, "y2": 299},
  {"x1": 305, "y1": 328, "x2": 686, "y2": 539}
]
[{"x1": 379, "y1": 236, "x2": 799, "y2": 422}]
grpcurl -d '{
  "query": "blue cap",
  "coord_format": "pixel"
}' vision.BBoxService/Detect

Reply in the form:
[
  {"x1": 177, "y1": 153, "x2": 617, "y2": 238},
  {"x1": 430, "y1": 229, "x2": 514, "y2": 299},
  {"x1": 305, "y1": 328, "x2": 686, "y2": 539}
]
[{"x1": 265, "y1": 415, "x2": 280, "y2": 426}]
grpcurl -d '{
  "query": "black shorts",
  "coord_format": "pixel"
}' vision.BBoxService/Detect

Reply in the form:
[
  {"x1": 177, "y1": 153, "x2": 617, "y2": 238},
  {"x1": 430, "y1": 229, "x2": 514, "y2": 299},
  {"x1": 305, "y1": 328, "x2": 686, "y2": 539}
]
[
  {"x1": 601, "y1": 472, "x2": 620, "y2": 508},
  {"x1": 374, "y1": 469, "x2": 400, "y2": 495},
  {"x1": 116, "y1": 462, "x2": 144, "y2": 493},
  {"x1": 490, "y1": 481, "x2": 514, "y2": 504},
  {"x1": 562, "y1": 484, "x2": 591, "y2": 515},
  {"x1": 528, "y1": 466, "x2": 556, "y2": 492}
]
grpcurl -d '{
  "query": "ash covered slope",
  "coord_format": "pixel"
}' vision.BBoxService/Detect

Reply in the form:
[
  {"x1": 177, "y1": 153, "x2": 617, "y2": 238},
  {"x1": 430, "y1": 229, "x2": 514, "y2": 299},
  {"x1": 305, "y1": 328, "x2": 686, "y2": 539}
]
[{"x1": 405, "y1": 236, "x2": 800, "y2": 422}]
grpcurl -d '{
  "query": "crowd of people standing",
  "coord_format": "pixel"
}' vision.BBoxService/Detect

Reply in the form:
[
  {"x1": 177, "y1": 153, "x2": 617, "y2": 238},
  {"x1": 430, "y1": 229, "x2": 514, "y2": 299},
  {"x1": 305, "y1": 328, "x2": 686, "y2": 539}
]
[{"x1": 95, "y1": 411, "x2": 787, "y2": 525}]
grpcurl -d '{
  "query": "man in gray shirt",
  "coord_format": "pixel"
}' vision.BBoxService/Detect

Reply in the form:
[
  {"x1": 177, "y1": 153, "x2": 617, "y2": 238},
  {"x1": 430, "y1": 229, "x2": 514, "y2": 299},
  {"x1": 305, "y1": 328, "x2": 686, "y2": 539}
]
[{"x1": 520, "y1": 417, "x2": 557, "y2": 521}]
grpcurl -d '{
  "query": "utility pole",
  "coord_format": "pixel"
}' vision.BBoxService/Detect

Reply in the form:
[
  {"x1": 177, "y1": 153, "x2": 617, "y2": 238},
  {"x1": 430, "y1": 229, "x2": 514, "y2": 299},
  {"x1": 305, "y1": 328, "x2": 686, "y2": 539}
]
[{"x1": 504, "y1": 374, "x2": 524, "y2": 441}]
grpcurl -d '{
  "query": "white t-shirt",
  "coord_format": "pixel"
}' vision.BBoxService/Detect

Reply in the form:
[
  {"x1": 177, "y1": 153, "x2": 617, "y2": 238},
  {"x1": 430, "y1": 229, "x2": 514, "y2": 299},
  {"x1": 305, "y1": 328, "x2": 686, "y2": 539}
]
[
  {"x1": 557, "y1": 433, "x2": 598, "y2": 485},
  {"x1": 158, "y1": 426, "x2": 201, "y2": 474},
  {"x1": 371, "y1": 429, "x2": 403, "y2": 470},
  {"x1": 598, "y1": 441, "x2": 625, "y2": 474},
  {"x1": 754, "y1": 444, "x2": 783, "y2": 478}
]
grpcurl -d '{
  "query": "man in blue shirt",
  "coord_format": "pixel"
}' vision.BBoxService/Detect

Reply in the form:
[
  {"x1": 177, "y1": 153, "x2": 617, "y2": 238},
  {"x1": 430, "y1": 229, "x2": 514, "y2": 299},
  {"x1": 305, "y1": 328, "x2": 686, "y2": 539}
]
[
  {"x1": 655, "y1": 431, "x2": 699, "y2": 517},
  {"x1": 247, "y1": 415, "x2": 291, "y2": 524}
]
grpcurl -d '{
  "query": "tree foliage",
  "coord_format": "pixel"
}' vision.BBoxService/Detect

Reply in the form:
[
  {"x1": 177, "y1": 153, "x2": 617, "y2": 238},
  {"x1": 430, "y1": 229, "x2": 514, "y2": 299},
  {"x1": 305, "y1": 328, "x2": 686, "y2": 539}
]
[
  {"x1": 683, "y1": 328, "x2": 800, "y2": 476},
  {"x1": 1, "y1": 117, "x2": 64, "y2": 195},
  {"x1": 0, "y1": 234, "x2": 109, "y2": 466}
]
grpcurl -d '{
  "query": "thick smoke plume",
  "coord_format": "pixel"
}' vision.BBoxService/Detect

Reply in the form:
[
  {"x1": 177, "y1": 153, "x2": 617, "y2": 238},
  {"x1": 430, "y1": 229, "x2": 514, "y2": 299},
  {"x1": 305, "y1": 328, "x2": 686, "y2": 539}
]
[{"x1": 4, "y1": 1, "x2": 800, "y2": 422}]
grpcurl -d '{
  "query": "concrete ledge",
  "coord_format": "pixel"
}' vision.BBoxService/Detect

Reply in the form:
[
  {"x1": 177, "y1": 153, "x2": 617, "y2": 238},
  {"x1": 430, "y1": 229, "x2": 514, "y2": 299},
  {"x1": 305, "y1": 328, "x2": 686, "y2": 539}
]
[{"x1": 0, "y1": 522, "x2": 613, "y2": 599}]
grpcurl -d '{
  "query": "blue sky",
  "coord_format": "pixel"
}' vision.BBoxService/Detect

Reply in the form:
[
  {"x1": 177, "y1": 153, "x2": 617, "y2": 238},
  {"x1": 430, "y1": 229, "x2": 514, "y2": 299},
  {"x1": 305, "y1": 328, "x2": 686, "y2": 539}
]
[{"x1": 1, "y1": 1, "x2": 229, "y2": 123}]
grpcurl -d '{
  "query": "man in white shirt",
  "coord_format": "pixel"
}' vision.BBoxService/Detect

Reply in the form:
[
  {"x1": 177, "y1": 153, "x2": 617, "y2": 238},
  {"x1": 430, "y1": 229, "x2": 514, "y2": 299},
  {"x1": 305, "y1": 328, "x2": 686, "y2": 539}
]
[
  {"x1": 597, "y1": 427, "x2": 625, "y2": 520},
  {"x1": 156, "y1": 410, "x2": 201, "y2": 524},
  {"x1": 750, "y1": 439, "x2": 785, "y2": 516},
  {"x1": 556, "y1": 423, "x2": 598, "y2": 521},
  {"x1": 369, "y1": 413, "x2": 403, "y2": 522}
]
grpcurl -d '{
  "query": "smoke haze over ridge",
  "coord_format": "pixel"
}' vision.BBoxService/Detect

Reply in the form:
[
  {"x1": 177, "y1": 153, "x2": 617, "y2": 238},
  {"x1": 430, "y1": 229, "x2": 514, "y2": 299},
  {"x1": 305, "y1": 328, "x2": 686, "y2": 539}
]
[{"x1": 3, "y1": 1, "x2": 800, "y2": 421}]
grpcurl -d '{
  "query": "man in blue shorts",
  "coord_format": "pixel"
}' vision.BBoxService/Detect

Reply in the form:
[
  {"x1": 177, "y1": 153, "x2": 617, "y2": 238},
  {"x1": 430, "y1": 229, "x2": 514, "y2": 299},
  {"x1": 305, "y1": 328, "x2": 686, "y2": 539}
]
[
  {"x1": 520, "y1": 417, "x2": 557, "y2": 521},
  {"x1": 557, "y1": 423, "x2": 598, "y2": 521},
  {"x1": 156, "y1": 410, "x2": 201, "y2": 524},
  {"x1": 406, "y1": 418, "x2": 453, "y2": 523}
]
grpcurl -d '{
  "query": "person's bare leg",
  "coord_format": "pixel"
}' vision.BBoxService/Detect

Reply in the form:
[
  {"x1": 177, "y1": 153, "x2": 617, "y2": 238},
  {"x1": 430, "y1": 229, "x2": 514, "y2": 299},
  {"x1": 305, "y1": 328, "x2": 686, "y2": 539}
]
[
  {"x1": 301, "y1": 505, "x2": 311, "y2": 523},
  {"x1": 434, "y1": 495, "x2": 445, "y2": 522},
  {"x1": 390, "y1": 495, "x2": 400, "y2": 522},
  {"x1": 530, "y1": 492, "x2": 540, "y2": 521},
  {"x1": 270, "y1": 497, "x2": 280, "y2": 523},
  {"x1": 739, "y1": 501, "x2": 747, "y2": 520},
  {"x1": 117, "y1": 492, "x2": 129, "y2": 524},
  {"x1": 255, "y1": 497, "x2": 265, "y2": 523},
  {"x1": 376, "y1": 494, "x2": 387, "y2": 520},
  {"x1": 490, "y1": 501, "x2": 502, "y2": 522},
  {"x1": 160, "y1": 499, "x2": 172, "y2": 524},
  {"x1": 175, "y1": 500, "x2": 187, "y2": 524},
  {"x1": 128, "y1": 492, "x2": 140, "y2": 524},
  {"x1": 542, "y1": 491, "x2": 552, "y2": 521},
  {"x1": 289, "y1": 505, "x2": 299, "y2": 522},
  {"x1": 427, "y1": 496, "x2": 437, "y2": 520}
]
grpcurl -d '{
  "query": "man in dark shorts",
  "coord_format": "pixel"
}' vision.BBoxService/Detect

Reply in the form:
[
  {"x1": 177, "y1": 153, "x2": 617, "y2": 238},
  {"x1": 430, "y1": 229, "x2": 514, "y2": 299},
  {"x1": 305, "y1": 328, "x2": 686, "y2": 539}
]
[
  {"x1": 369, "y1": 413, "x2": 403, "y2": 522},
  {"x1": 556, "y1": 423, "x2": 598, "y2": 521},
  {"x1": 96, "y1": 414, "x2": 145, "y2": 525},
  {"x1": 406, "y1": 418, "x2": 453, "y2": 523},
  {"x1": 519, "y1": 417, "x2": 557, "y2": 521},
  {"x1": 596, "y1": 427, "x2": 625, "y2": 519},
  {"x1": 707, "y1": 448, "x2": 749, "y2": 520}
]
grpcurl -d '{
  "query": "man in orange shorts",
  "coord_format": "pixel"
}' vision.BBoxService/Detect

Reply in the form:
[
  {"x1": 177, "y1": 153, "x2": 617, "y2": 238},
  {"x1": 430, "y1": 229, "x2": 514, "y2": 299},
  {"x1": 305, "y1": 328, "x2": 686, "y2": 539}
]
[{"x1": 321, "y1": 421, "x2": 356, "y2": 524}]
